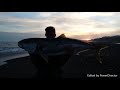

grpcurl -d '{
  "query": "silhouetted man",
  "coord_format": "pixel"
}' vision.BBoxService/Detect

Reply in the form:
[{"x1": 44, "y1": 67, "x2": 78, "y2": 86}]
[{"x1": 30, "y1": 26, "x2": 73, "y2": 79}]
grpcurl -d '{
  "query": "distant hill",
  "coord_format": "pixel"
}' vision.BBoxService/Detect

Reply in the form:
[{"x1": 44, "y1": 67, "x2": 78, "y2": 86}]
[{"x1": 92, "y1": 35, "x2": 120, "y2": 43}]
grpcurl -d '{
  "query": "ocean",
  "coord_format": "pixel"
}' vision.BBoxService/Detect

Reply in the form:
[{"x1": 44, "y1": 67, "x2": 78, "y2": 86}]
[{"x1": 0, "y1": 41, "x2": 29, "y2": 66}]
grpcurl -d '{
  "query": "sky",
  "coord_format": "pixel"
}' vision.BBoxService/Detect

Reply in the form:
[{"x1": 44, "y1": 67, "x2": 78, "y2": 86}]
[{"x1": 0, "y1": 12, "x2": 120, "y2": 41}]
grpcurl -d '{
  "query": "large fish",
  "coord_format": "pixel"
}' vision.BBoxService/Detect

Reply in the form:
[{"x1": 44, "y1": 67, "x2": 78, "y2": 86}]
[
  {"x1": 18, "y1": 38, "x2": 93, "y2": 55},
  {"x1": 18, "y1": 36, "x2": 94, "y2": 63}
]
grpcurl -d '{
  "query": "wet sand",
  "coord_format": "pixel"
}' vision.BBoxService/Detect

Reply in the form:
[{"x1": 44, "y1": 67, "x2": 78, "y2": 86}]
[{"x1": 0, "y1": 56, "x2": 37, "y2": 78}]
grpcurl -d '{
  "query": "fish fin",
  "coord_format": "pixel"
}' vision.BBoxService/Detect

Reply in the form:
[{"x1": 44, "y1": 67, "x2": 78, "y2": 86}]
[{"x1": 57, "y1": 33, "x2": 66, "y2": 38}]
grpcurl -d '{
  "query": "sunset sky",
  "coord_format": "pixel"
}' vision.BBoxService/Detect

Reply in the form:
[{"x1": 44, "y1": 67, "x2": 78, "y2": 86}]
[{"x1": 0, "y1": 12, "x2": 120, "y2": 41}]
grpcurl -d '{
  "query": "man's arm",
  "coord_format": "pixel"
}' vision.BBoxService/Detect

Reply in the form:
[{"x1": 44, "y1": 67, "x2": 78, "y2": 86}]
[{"x1": 35, "y1": 43, "x2": 48, "y2": 63}]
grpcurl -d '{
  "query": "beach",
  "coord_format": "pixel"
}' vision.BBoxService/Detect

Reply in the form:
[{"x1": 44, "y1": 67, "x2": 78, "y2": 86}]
[{"x1": 0, "y1": 44, "x2": 120, "y2": 79}]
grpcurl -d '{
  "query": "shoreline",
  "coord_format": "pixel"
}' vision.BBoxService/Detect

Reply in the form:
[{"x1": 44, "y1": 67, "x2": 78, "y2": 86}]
[
  {"x1": 0, "y1": 56, "x2": 37, "y2": 78},
  {"x1": 0, "y1": 53, "x2": 29, "y2": 66}
]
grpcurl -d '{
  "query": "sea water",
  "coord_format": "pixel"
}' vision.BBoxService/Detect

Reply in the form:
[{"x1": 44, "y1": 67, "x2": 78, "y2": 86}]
[{"x1": 0, "y1": 41, "x2": 29, "y2": 66}]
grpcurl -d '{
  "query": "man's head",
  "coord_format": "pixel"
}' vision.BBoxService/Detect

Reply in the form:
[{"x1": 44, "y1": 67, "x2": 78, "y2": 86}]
[{"x1": 45, "y1": 26, "x2": 56, "y2": 38}]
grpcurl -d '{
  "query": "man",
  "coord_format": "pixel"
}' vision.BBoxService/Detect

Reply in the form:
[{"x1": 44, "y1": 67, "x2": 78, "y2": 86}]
[{"x1": 31, "y1": 26, "x2": 73, "y2": 79}]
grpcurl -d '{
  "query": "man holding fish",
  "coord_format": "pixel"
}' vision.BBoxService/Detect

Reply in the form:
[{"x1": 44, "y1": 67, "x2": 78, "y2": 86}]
[{"x1": 30, "y1": 26, "x2": 74, "y2": 79}]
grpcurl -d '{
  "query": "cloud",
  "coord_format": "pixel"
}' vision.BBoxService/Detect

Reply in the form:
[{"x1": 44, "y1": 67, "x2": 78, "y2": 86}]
[
  {"x1": 90, "y1": 12, "x2": 120, "y2": 29},
  {"x1": 0, "y1": 12, "x2": 120, "y2": 40},
  {"x1": 0, "y1": 31, "x2": 44, "y2": 41},
  {"x1": 0, "y1": 15, "x2": 43, "y2": 27}
]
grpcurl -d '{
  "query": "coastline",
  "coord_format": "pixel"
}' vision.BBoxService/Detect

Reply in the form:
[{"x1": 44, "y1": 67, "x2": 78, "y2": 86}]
[{"x1": 0, "y1": 53, "x2": 29, "y2": 66}]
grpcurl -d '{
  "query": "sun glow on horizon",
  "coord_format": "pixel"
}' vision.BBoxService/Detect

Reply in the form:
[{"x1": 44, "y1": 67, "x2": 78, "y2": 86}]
[{"x1": 83, "y1": 38, "x2": 91, "y2": 41}]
